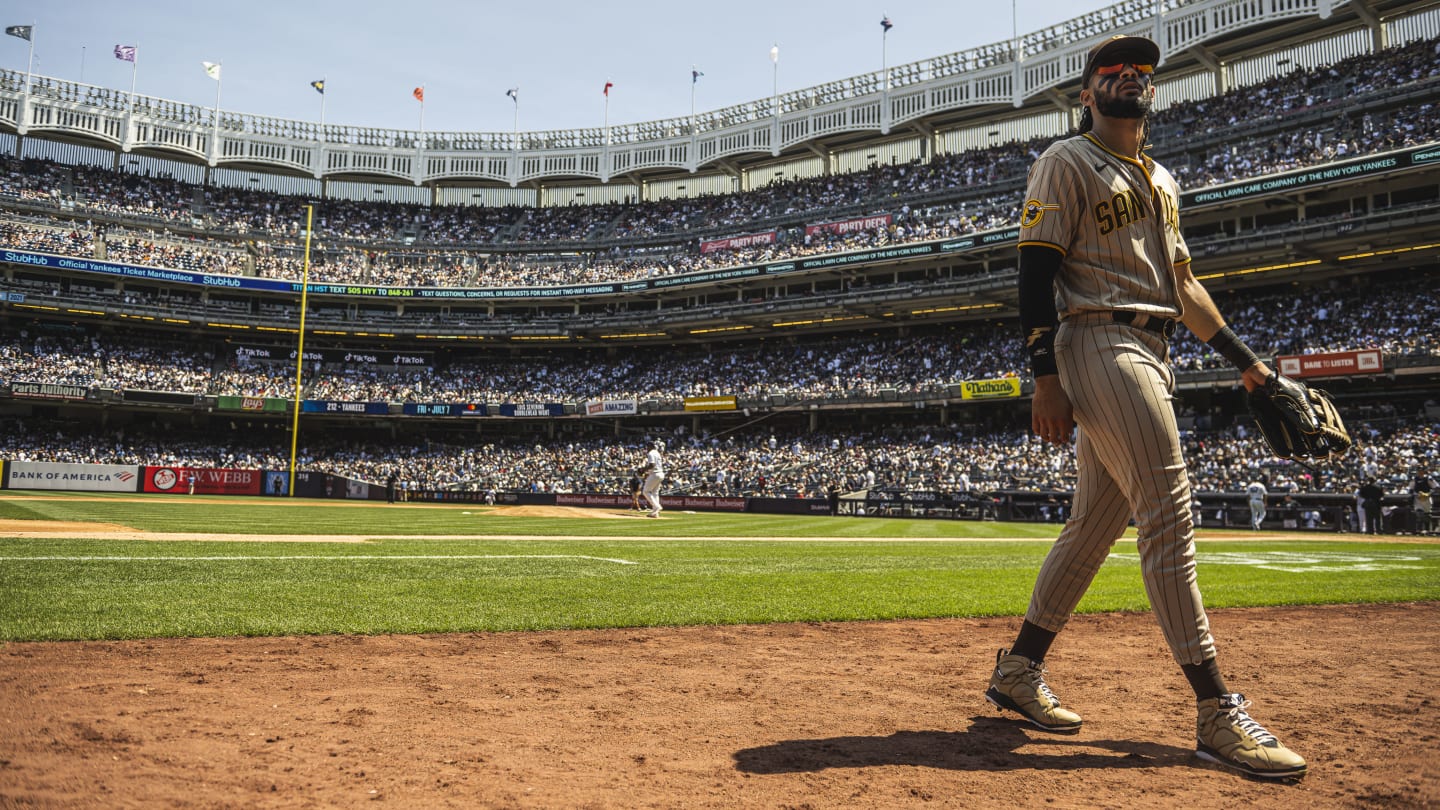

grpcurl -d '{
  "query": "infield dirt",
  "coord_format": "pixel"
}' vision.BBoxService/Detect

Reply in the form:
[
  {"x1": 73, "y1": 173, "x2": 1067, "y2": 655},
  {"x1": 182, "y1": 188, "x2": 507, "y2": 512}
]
[{"x1": 1, "y1": 602, "x2": 1436, "y2": 808}]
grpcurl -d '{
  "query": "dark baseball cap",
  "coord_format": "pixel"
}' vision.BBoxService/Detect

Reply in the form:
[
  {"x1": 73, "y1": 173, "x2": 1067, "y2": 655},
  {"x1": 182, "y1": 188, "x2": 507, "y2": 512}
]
[{"x1": 1081, "y1": 34, "x2": 1161, "y2": 86}]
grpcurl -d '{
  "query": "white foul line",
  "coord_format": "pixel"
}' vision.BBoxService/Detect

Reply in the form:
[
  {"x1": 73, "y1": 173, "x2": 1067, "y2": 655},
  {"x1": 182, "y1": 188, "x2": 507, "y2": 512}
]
[{"x1": 0, "y1": 554, "x2": 637, "y2": 565}]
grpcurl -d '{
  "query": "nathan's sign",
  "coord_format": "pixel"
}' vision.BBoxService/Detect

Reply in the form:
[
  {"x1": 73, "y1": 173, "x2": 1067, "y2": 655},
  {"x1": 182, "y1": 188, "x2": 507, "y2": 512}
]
[
  {"x1": 700, "y1": 231, "x2": 777, "y2": 253},
  {"x1": 805, "y1": 214, "x2": 892, "y2": 237},
  {"x1": 1276, "y1": 350, "x2": 1383, "y2": 379},
  {"x1": 684, "y1": 396, "x2": 738, "y2": 412},
  {"x1": 10, "y1": 382, "x2": 88, "y2": 400},
  {"x1": 960, "y1": 378, "x2": 1022, "y2": 400}
]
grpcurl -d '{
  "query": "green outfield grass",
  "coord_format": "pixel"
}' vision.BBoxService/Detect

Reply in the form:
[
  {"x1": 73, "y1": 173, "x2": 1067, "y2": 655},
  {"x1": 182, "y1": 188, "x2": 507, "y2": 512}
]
[{"x1": 1, "y1": 492, "x2": 1436, "y2": 641}]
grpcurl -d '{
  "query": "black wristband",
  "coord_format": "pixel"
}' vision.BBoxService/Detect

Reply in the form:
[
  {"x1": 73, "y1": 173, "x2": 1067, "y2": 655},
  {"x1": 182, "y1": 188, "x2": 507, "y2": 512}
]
[
  {"x1": 1206, "y1": 326, "x2": 1262, "y2": 372},
  {"x1": 1024, "y1": 326, "x2": 1059, "y2": 377}
]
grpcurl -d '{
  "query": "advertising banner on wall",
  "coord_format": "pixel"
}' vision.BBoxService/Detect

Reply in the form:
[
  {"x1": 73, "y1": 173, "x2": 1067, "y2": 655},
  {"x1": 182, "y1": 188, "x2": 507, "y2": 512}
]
[
  {"x1": 804, "y1": 214, "x2": 892, "y2": 237},
  {"x1": 496, "y1": 403, "x2": 565, "y2": 417},
  {"x1": 1275, "y1": 349, "x2": 1383, "y2": 379},
  {"x1": 216, "y1": 396, "x2": 289, "y2": 412},
  {"x1": 684, "y1": 396, "x2": 738, "y2": 412},
  {"x1": 10, "y1": 382, "x2": 90, "y2": 401},
  {"x1": 700, "y1": 231, "x2": 777, "y2": 253},
  {"x1": 959, "y1": 378, "x2": 1022, "y2": 400},
  {"x1": 141, "y1": 467, "x2": 262, "y2": 496},
  {"x1": 301, "y1": 400, "x2": 391, "y2": 415},
  {"x1": 555, "y1": 493, "x2": 746, "y2": 512},
  {"x1": 584, "y1": 399, "x2": 639, "y2": 416},
  {"x1": 5, "y1": 461, "x2": 138, "y2": 491}
]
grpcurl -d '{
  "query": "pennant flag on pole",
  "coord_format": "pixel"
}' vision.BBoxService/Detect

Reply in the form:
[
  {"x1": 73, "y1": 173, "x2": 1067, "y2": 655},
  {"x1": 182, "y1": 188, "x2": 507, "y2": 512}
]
[
  {"x1": 880, "y1": 16, "x2": 893, "y2": 32},
  {"x1": 310, "y1": 79, "x2": 325, "y2": 94},
  {"x1": 770, "y1": 44, "x2": 779, "y2": 64},
  {"x1": 413, "y1": 86, "x2": 424, "y2": 102},
  {"x1": 603, "y1": 81, "x2": 613, "y2": 97},
  {"x1": 5, "y1": 25, "x2": 32, "y2": 42},
  {"x1": 114, "y1": 44, "x2": 136, "y2": 62},
  {"x1": 692, "y1": 68, "x2": 704, "y2": 83},
  {"x1": 506, "y1": 87, "x2": 518, "y2": 102},
  {"x1": 202, "y1": 61, "x2": 221, "y2": 80}
]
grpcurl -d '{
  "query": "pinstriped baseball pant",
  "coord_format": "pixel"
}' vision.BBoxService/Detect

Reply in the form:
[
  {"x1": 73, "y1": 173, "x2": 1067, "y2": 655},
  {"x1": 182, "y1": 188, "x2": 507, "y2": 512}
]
[{"x1": 1025, "y1": 316, "x2": 1216, "y2": 666}]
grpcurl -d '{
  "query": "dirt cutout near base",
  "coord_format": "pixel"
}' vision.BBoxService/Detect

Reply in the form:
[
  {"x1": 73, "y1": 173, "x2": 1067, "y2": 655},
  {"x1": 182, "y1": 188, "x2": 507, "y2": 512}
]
[{"x1": 1, "y1": 603, "x2": 1435, "y2": 808}]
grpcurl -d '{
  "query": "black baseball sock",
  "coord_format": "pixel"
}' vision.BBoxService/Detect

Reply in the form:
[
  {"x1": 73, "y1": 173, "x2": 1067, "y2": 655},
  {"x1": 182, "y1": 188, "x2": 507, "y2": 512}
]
[
  {"x1": 1009, "y1": 620, "x2": 1056, "y2": 664},
  {"x1": 1182, "y1": 657, "x2": 1228, "y2": 701}
]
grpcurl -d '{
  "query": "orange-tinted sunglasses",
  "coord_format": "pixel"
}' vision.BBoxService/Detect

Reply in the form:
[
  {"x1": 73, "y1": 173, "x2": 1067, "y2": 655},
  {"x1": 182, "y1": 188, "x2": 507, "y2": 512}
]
[{"x1": 1095, "y1": 62, "x2": 1154, "y2": 76}]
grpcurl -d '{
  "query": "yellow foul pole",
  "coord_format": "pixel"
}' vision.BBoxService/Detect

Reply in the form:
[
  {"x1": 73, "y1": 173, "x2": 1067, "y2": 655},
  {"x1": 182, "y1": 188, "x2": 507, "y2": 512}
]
[{"x1": 287, "y1": 204, "x2": 315, "y2": 496}]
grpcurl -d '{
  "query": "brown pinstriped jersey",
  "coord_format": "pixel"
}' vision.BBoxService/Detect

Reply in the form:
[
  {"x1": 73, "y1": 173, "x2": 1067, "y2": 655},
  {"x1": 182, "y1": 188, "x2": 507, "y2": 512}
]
[{"x1": 1017, "y1": 132, "x2": 1189, "y2": 320}]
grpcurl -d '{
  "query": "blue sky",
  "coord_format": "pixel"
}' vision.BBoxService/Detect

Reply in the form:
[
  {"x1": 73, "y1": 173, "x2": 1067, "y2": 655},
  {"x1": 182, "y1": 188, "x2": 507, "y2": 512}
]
[{"x1": 5, "y1": 0, "x2": 1104, "y2": 135}]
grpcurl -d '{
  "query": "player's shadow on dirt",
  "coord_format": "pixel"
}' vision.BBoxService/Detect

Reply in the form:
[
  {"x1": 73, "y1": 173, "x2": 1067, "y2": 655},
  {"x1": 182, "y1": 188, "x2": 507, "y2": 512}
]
[{"x1": 733, "y1": 715, "x2": 1194, "y2": 774}]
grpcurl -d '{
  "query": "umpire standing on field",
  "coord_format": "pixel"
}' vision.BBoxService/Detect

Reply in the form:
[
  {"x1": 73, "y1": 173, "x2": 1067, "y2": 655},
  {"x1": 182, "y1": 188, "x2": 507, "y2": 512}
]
[{"x1": 985, "y1": 34, "x2": 1306, "y2": 780}]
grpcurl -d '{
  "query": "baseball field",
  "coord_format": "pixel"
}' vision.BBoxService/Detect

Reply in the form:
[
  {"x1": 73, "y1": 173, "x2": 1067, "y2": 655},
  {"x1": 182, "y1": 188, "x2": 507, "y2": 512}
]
[{"x1": 1, "y1": 491, "x2": 1436, "y2": 807}]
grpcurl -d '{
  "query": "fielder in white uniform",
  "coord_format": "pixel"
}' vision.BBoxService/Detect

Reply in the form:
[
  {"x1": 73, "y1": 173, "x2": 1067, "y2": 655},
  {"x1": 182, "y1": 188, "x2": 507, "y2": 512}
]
[
  {"x1": 1246, "y1": 477, "x2": 1269, "y2": 530},
  {"x1": 984, "y1": 34, "x2": 1306, "y2": 780},
  {"x1": 641, "y1": 439, "x2": 665, "y2": 518}
]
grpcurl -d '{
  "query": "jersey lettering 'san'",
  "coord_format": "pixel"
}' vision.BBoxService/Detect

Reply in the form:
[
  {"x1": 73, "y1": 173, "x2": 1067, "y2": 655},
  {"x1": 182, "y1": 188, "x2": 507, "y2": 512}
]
[{"x1": 1095, "y1": 188, "x2": 1147, "y2": 235}]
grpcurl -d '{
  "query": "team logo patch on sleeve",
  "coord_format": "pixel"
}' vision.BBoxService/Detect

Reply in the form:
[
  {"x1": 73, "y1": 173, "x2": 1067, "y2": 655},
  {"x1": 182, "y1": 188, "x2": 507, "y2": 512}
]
[{"x1": 1021, "y1": 199, "x2": 1060, "y2": 228}]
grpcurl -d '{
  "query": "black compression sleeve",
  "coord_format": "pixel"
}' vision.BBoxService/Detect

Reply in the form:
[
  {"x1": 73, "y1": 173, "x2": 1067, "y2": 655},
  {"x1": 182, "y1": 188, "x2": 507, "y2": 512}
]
[
  {"x1": 1205, "y1": 326, "x2": 1263, "y2": 373},
  {"x1": 1018, "y1": 245, "x2": 1063, "y2": 377}
]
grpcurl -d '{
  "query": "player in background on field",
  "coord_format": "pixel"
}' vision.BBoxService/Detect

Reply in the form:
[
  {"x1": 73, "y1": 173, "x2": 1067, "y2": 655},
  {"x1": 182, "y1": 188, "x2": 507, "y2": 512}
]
[
  {"x1": 629, "y1": 473, "x2": 643, "y2": 511},
  {"x1": 640, "y1": 439, "x2": 665, "y2": 518},
  {"x1": 1246, "y1": 476, "x2": 1268, "y2": 530}
]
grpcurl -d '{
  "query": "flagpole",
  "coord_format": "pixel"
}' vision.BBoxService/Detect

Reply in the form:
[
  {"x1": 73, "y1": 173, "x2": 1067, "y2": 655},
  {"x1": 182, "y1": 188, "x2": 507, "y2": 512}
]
[
  {"x1": 319, "y1": 76, "x2": 327, "y2": 132},
  {"x1": 881, "y1": 17, "x2": 892, "y2": 134},
  {"x1": 79, "y1": 46, "x2": 85, "y2": 83},
  {"x1": 511, "y1": 89, "x2": 519, "y2": 144},
  {"x1": 882, "y1": 28, "x2": 888, "y2": 93},
  {"x1": 212, "y1": 61, "x2": 223, "y2": 150},
  {"x1": 690, "y1": 66, "x2": 697, "y2": 136},
  {"x1": 24, "y1": 22, "x2": 35, "y2": 95},
  {"x1": 128, "y1": 42, "x2": 139, "y2": 113},
  {"x1": 419, "y1": 85, "x2": 425, "y2": 135},
  {"x1": 771, "y1": 44, "x2": 779, "y2": 116},
  {"x1": 770, "y1": 44, "x2": 779, "y2": 155},
  {"x1": 604, "y1": 80, "x2": 610, "y2": 147}
]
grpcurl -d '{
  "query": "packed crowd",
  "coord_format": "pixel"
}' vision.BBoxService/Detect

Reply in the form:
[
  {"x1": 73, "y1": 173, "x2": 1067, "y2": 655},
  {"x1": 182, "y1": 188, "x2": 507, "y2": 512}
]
[
  {"x1": 3, "y1": 274, "x2": 1436, "y2": 400},
  {"x1": 0, "y1": 37, "x2": 1434, "y2": 291},
  {"x1": 1, "y1": 414, "x2": 1433, "y2": 502}
]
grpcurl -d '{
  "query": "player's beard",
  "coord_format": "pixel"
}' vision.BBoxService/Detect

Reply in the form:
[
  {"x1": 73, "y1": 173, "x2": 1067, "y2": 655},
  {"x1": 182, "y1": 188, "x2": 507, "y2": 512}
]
[{"x1": 1095, "y1": 91, "x2": 1152, "y2": 120}]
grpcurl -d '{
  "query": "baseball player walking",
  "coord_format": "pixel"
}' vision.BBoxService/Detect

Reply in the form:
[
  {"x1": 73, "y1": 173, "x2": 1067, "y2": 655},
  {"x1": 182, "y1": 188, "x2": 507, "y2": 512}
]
[
  {"x1": 1246, "y1": 476, "x2": 1269, "y2": 530},
  {"x1": 987, "y1": 35, "x2": 1306, "y2": 779},
  {"x1": 640, "y1": 439, "x2": 666, "y2": 518}
]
